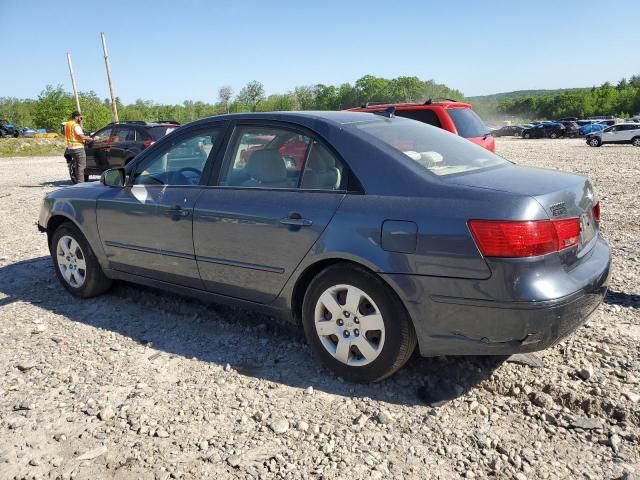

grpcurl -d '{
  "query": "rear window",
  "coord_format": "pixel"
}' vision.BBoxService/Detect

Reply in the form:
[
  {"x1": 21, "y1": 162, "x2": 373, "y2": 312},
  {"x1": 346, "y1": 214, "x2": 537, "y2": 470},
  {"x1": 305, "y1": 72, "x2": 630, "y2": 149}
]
[
  {"x1": 355, "y1": 117, "x2": 508, "y2": 176},
  {"x1": 395, "y1": 109, "x2": 442, "y2": 128},
  {"x1": 147, "y1": 126, "x2": 177, "y2": 140},
  {"x1": 447, "y1": 108, "x2": 490, "y2": 138}
]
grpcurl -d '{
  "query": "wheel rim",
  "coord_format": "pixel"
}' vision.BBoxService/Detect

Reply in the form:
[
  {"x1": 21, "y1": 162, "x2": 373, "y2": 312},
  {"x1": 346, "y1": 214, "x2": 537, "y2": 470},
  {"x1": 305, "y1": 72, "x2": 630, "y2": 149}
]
[
  {"x1": 314, "y1": 284, "x2": 385, "y2": 367},
  {"x1": 56, "y1": 235, "x2": 87, "y2": 288},
  {"x1": 590, "y1": 138, "x2": 599, "y2": 146},
  {"x1": 633, "y1": 138, "x2": 640, "y2": 147}
]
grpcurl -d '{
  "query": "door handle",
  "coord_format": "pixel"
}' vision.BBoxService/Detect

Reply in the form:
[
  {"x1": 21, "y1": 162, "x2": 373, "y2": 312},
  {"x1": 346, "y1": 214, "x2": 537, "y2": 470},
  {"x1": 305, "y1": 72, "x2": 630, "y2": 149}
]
[
  {"x1": 165, "y1": 205, "x2": 190, "y2": 217},
  {"x1": 280, "y1": 212, "x2": 312, "y2": 227}
]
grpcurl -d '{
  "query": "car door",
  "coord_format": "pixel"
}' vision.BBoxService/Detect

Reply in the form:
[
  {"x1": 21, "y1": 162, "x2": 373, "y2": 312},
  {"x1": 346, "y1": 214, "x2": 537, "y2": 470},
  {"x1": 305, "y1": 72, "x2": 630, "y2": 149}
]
[
  {"x1": 193, "y1": 122, "x2": 346, "y2": 303},
  {"x1": 617, "y1": 125, "x2": 634, "y2": 142},
  {"x1": 86, "y1": 126, "x2": 114, "y2": 171},
  {"x1": 96, "y1": 124, "x2": 225, "y2": 288},
  {"x1": 600, "y1": 126, "x2": 616, "y2": 143}
]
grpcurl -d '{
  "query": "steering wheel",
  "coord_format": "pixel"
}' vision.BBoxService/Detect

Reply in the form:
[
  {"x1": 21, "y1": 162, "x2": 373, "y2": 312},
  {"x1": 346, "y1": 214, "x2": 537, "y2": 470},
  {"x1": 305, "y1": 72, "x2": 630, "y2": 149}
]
[{"x1": 174, "y1": 167, "x2": 202, "y2": 185}]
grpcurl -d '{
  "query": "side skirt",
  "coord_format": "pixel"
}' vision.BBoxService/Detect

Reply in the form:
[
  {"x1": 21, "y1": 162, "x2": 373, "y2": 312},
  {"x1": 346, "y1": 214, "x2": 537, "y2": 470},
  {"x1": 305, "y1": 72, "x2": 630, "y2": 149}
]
[{"x1": 103, "y1": 268, "x2": 294, "y2": 323}]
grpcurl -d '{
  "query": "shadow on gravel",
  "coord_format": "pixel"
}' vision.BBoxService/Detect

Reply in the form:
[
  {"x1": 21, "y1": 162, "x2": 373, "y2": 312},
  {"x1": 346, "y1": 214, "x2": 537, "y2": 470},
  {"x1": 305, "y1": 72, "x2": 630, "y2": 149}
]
[
  {"x1": 605, "y1": 289, "x2": 640, "y2": 308},
  {"x1": 0, "y1": 256, "x2": 505, "y2": 407},
  {"x1": 18, "y1": 179, "x2": 73, "y2": 188}
]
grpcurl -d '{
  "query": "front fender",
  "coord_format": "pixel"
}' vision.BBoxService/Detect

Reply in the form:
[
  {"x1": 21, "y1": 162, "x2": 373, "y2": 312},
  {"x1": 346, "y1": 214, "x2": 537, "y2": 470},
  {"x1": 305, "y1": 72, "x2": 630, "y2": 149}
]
[{"x1": 39, "y1": 187, "x2": 108, "y2": 269}]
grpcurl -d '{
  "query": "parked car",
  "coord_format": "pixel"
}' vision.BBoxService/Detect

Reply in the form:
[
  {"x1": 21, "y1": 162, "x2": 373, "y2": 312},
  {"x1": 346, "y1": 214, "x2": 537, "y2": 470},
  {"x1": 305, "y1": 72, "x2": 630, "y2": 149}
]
[
  {"x1": 557, "y1": 121, "x2": 580, "y2": 138},
  {"x1": 492, "y1": 125, "x2": 525, "y2": 137},
  {"x1": 521, "y1": 122, "x2": 565, "y2": 139},
  {"x1": 579, "y1": 123, "x2": 607, "y2": 136},
  {"x1": 65, "y1": 121, "x2": 180, "y2": 183},
  {"x1": 586, "y1": 123, "x2": 640, "y2": 147},
  {"x1": 347, "y1": 99, "x2": 495, "y2": 152},
  {"x1": 38, "y1": 111, "x2": 610, "y2": 383},
  {"x1": 0, "y1": 122, "x2": 20, "y2": 138}
]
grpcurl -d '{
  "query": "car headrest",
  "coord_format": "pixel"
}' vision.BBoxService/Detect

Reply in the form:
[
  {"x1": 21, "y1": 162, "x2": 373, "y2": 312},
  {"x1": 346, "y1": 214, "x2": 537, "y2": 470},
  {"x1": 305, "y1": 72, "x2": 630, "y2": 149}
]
[
  {"x1": 246, "y1": 149, "x2": 286, "y2": 184},
  {"x1": 307, "y1": 144, "x2": 334, "y2": 172}
]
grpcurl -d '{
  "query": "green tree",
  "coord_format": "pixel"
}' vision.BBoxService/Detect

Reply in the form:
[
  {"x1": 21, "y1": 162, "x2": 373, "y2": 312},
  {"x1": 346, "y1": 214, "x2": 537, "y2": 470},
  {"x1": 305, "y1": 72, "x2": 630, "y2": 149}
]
[
  {"x1": 34, "y1": 85, "x2": 74, "y2": 130},
  {"x1": 237, "y1": 81, "x2": 265, "y2": 112},
  {"x1": 217, "y1": 86, "x2": 233, "y2": 113}
]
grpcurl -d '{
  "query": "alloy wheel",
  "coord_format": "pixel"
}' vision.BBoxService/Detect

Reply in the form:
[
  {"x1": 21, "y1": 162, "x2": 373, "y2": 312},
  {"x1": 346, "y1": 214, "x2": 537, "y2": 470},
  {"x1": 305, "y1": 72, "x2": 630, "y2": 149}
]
[
  {"x1": 632, "y1": 138, "x2": 640, "y2": 147},
  {"x1": 56, "y1": 235, "x2": 87, "y2": 288},
  {"x1": 314, "y1": 284, "x2": 385, "y2": 366}
]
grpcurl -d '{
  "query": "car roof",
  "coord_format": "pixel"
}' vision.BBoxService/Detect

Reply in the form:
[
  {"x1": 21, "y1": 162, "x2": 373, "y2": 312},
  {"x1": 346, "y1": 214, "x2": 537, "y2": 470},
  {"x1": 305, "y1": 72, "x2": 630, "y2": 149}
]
[
  {"x1": 189, "y1": 111, "x2": 387, "y2": 127},
  {"x1": 347, "y1": 100, "x2": 472, "y2": 110}
]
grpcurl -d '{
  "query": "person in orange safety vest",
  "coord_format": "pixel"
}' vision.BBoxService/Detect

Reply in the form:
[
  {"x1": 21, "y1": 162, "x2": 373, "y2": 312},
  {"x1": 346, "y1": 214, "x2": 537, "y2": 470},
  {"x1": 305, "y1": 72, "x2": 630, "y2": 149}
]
[{"x1": 63, "y1": 111, "x2": 93, "y2": 183}]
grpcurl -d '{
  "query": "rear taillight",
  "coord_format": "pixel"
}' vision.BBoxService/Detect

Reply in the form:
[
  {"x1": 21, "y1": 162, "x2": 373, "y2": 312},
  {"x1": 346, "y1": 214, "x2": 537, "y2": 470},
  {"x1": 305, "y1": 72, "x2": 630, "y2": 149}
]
[
  {"x1": 143, "y1": 140, "x2": 154, "y2": 148},
  {"x1": 468, "y1": 218, "x2": 580, "y2": 258},
  {"x1": 592, "y1": 201, "x2": 600, "y2": 222}
]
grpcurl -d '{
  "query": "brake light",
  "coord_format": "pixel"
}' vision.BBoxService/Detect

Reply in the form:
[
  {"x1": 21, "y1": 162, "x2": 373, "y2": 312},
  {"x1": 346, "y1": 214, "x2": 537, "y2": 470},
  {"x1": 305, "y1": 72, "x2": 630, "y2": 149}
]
[
  {"x1": 143, "y1": 140, "x2": 154, "y2": 148},
  {"x1": 468, "y1": 218, "x2": 580, "y2": 258},
  {"x1": 592, "y1": 201, "x2": 601, "y2": 221}
]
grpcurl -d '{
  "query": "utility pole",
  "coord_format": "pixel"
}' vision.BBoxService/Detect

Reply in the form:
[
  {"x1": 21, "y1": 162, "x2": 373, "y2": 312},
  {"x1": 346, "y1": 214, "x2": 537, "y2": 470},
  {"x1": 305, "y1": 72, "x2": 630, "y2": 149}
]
[
  {"x1": 100, "y1": 32, "x2": 119, "y2": 122},
  {"x1": 66, "y1": 53, "x2": 81, "y2": 113}
]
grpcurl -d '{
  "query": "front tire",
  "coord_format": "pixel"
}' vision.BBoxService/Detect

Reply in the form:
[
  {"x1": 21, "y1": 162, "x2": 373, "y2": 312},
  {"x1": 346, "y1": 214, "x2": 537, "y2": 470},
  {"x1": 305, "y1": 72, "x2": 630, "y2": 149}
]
[
  {"x1": 588, "y1": 137, "x2": 602, "y2": 147},
  {"x1": 550, "y1": 132, "x2": 559, "y2": 139},
  {"x1": 51, "y1": 223, "x2": 112, "y2": 298},
  {"x1": 302, "y1": 264, "x2": 417, "y2": 383},
  {"x1": 523, "y1": 132, "x2": 531, "y2": 139}
]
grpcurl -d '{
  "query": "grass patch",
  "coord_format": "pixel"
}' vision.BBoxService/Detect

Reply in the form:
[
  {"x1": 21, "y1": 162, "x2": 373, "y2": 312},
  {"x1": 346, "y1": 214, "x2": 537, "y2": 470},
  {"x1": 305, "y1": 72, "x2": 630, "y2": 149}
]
[{"x1": 0, "y1": 138, "x2": 65, "y2": 157}]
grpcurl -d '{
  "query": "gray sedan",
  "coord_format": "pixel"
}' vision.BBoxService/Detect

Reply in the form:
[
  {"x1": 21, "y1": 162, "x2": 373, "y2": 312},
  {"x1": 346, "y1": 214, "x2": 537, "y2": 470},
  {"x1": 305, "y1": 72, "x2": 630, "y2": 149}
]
[{"x1": 38, "y1": 111, "x2": 611, "y2": 383}]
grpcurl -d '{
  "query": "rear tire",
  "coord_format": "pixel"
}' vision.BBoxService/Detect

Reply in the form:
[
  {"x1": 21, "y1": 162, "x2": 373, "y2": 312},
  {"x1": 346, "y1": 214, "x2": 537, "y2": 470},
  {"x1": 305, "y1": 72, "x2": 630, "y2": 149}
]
[
  {"x1": 588, "y1": 137, "x2": 602, "y2": 147},
  {"x1": 301, "y1": 264, "x2": 417, "y2": 383},
  {"x1": 632, "y1": 137, "x2": 640, "y2": 147},
  {"x1": 50, "y1": 222, "x2": 112, "y2": 298},
  {"x1": 550, "y1": 132, "x2": 559, "y2": 139}
]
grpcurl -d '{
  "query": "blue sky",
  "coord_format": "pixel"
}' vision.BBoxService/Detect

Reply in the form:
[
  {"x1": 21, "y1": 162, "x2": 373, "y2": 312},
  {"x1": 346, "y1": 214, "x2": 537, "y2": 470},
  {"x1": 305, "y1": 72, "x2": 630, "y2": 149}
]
[{"x1": 1, "y1": 1, "x2": 637, "y2": 104}]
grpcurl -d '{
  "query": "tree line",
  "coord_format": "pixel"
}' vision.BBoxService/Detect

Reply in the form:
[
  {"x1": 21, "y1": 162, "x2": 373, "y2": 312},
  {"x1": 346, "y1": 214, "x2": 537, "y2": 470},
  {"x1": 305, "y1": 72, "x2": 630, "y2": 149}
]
[
  {"x1": 0, "y1": 75, "x2": 463, "y2": 132},
  {"x1": 495, "y1": 76, "x2": 640, "y2": 120}
]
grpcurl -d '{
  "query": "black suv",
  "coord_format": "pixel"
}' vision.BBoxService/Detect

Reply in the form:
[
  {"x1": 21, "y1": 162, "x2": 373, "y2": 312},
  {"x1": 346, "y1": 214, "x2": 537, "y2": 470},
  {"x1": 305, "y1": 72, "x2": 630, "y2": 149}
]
[
  {"x1": 66, "y1": 121, "x2": 179, "y2": 182},
  {"x1": 521, "y1": 123, "x2": 565, "y2": 139}
]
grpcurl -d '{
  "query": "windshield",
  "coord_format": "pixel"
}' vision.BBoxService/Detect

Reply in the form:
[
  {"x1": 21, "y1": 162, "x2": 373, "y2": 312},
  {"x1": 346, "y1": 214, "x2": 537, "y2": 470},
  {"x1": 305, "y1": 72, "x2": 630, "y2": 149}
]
[
  {"x1": 355, "y1": 117, "x2": 508, "y2": 176},
  {"x1": 447, "y1": 108, "x2": 490, "y2": 138}
]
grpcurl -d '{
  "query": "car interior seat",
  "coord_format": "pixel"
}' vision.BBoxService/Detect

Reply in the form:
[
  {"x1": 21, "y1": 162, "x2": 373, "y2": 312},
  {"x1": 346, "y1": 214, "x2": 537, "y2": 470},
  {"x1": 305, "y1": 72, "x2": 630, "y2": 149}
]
[
  {"x1": 302, "y1": 143, "x2": 340, "y2": 189},
  {"x1": 243, "y1": 149, "x2": 290, "y2": 187}
]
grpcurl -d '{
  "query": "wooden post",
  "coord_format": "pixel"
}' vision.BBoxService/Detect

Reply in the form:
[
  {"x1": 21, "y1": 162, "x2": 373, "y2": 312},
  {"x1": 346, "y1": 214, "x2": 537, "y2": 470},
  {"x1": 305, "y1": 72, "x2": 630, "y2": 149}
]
[
  {"x1": 100, "y1": 32, "x2": 119, "y2": 122},
  {"x1": 66, "y1": 53, "x2": 81, "y2": 113}
]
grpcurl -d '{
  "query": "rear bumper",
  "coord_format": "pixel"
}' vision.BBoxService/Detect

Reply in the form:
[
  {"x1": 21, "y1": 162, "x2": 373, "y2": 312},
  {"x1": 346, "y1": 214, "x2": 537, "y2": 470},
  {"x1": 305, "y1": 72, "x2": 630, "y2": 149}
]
[{"x1": 383, "y1": 235, "x2": 611, "y2": 356}]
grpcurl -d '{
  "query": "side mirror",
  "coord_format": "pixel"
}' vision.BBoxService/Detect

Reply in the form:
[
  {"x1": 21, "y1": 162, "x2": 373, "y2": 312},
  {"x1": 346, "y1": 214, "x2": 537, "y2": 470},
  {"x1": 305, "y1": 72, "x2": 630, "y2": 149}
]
[{"x1": 101, "y1": 167, "x2": 125, "y2": 187}]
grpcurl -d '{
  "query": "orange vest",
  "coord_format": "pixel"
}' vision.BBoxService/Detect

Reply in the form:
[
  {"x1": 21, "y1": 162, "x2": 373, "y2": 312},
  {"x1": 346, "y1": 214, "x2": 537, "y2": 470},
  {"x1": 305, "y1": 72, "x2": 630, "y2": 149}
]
[{"x1": 64, "y1": 120, "x2": 83, "y2": 147}]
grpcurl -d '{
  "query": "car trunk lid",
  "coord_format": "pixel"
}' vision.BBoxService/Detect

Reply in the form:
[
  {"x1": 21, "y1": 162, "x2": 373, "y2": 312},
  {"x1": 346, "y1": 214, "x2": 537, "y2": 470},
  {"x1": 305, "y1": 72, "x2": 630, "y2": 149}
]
[{"x1": 446, "y1": 165, "x2": 600, "y2": 262}]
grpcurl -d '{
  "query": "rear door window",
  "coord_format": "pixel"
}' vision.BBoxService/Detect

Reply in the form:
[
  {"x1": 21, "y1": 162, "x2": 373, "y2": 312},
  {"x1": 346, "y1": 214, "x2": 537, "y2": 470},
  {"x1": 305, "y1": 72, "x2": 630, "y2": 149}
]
[
  {"x1": 220, "y1": 126, "x2": 312, "y2": 189},
  {"x1": 447, "y1": 108, "x2": 490, "y2": 138},
  {"x1": 395, "y1": 109, "x2": 442, "y2": 128}
]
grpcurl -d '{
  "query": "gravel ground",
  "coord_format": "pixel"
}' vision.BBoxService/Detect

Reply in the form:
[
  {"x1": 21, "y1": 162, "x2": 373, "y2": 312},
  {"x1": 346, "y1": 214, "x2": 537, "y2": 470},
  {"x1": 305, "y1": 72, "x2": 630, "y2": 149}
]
[{"x1": 0, "y1": 138, "x2": 638, "y2": 479}]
